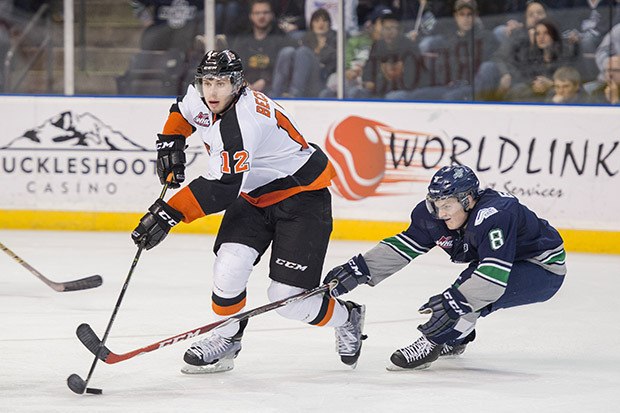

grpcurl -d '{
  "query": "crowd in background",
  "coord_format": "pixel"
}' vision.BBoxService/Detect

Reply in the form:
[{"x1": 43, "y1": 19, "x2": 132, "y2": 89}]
[{"x1": 1, "y1": 0, "x2": 619, "y2": 104}]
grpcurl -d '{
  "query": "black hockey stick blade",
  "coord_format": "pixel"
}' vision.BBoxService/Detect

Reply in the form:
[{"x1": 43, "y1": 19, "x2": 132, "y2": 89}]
[
  {"x1": 67, "y1": 373, "x2": 86, "y2": 394},
  {"x1": 67, "y1": 373, "x2": 103, "y2": 395},
  {"x1": 77, "y1": 323, "x2": 111, "y2": 362},
  {"x1": 58, "y1": 275, "x2": 103, "y2": 292},
  {"x1": 0, "y1": 241, "x2": 103, "y2": 292}
]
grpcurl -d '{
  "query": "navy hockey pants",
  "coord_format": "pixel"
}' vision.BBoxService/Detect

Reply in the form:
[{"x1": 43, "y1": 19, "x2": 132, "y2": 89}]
[{"x1": 456, "y1": 260, "x2": 565, "y2": 318}]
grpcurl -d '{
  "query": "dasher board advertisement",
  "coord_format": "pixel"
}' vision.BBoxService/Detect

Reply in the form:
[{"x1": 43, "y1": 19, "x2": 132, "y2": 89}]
[{"x1": 0, "y1": 95, "x2": 618, "y2": 232}]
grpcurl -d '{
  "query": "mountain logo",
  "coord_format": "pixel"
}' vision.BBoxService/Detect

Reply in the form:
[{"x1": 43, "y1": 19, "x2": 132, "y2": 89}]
[
  {"x1": 1, "y1": 111, "x2": 148, "y2": 150},
  {"x1": 0, "y1": 110, "x2": 210, "y2": 200}
]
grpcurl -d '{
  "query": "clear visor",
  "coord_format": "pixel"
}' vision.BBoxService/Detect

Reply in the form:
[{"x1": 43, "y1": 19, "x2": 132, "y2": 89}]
[
  {"x1": 425, "y1": 194, "x2": 443, "y2": 218},
  {"x1": 194, "y1": 74, "x2": 241, "y2": 98},
  {"x1": 425, "y1": 193, "x2": 469, "y2": 218}
]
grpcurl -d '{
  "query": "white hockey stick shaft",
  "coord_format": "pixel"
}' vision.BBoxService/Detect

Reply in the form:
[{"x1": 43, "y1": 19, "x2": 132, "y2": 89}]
[{"x1": 413, "y1": 0, "x2": 428, "y2": 34}]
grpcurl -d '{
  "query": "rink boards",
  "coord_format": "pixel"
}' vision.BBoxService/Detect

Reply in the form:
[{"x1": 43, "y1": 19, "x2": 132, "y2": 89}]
[{"x1": 0, "y1": 95, "x2": 618, "y2": 254}]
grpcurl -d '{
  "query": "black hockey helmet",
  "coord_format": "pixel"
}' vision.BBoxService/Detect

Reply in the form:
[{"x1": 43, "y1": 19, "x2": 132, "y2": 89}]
[
  {"x1": 195, "y1": 49, "x2": 245, "y2": 97},
  {"x1": 426, "y1": 165, "x2": 481, "y2": 216}
]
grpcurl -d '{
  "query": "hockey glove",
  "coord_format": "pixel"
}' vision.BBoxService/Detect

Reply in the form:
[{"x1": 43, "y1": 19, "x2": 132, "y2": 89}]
[
  {"x1": 323, "y1": 254, "x2": 371, "y2": 297},
  {"x1": 131, "y1": 199, "x2": 183, "y2": 250},
  {"x1": 417, "y1": 287, "x2": 473, "y2": 345},
  {"x1": 156, "y1": 134, "x2": 186, "y2": 188}
]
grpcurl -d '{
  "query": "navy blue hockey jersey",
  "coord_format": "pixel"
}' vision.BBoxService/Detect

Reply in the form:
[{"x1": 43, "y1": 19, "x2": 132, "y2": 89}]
[{"x1": 381, "y1": 189, "x2": 566, "y2": 292}]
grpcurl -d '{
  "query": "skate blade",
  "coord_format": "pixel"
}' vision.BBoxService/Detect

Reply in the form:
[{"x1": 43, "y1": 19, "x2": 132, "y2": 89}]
[
  {"x1": 440, "y1": 349, "x2": 466, "y2": 358},
  {"x1": 340, "y1": 351, "x2": 363, "y2": 370},
  {"x1": 438, "y1": 353, "x2": 463, "y2": 359},
  {"x1": 347, "y1": 360, "x2": 358, "y2": 369},
  {"x1": 181, "y1": 358, "x2": 234, "y2": 374},
  {"x1": 386, "y1": 361, "x2": 432, "y2": 372}
]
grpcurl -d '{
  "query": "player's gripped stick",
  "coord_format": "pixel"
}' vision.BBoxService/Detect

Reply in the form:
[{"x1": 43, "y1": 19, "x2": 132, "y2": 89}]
[{"x1": 67, "y1": 173, "x2": 174, "y2": 396}]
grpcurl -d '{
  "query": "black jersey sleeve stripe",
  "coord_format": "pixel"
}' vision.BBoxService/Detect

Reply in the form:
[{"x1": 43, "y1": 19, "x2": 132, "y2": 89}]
[
  {"x1": 186, "y1": 102, "x2": 246, "y2": 215},
  {"x1": 188, "y1": 175, "x2": 242, "y2": 215}
]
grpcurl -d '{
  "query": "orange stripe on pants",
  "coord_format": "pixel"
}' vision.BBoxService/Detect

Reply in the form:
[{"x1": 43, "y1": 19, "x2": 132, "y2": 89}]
[
  {"x1": 315, "y1": 297, "x2": 336, "y2": 326},
  {"x1": 212, "y1": 297, "x2": 247, "y2": 316}
]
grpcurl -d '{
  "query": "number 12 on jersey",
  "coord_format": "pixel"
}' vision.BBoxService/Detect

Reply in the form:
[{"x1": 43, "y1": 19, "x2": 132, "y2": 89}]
[{"x1": 220, "y1": 150, "x2": 250, "y2": 174}]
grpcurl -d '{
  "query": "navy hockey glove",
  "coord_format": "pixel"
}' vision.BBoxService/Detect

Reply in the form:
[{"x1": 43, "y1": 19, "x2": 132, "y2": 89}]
[
  {"x1": 156, "y1": 134, "x2": 186, "y2": 189},
  {"x1": 131, "y1": 199, "x2": 183, "y2": 250},
  {"x1": 418, "y1": 287, "x2": 473, "y2": 345},
  {"x1": 323, "y1": 254, "x2": 371, "y2": 297}
]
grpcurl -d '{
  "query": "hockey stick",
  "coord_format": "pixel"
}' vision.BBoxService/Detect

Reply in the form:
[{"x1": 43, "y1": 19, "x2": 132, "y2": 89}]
[
  {"x1": 67, "y1": 178, "x2": 173, "y2": 395},
  {"x1": 412, "y1": 0, "x2": 428, "y2": 35},
  {"x1": 0, "y1": 241, "x2": 102, "y2": 292},
  {"x1": 75, "y1": 280, "x2": 336, "y2": 365}
]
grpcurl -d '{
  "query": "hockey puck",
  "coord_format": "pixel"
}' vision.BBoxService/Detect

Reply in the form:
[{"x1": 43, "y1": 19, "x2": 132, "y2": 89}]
[{"x1": 86, "y1": 388, "x2": 103, "y2": 395}]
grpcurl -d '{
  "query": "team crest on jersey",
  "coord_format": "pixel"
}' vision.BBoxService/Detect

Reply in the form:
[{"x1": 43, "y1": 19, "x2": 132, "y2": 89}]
[
  {"x1": 193, "y1": 112, "x2": 211, "y2": 127},
  {"x1": 436, "y1": 236, "x2": 453, "y2": 249},
  {"x1": 474, "y1": 207, "x2": 498, "y2": 226}
]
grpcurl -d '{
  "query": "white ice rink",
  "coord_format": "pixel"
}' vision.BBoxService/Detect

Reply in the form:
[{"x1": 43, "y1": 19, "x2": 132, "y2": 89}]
[{"x1": 1, "y1": 229, "x2": 619, "y2": 412}]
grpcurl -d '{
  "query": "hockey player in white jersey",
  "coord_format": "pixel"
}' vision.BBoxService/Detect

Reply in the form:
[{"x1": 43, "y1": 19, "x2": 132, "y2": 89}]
[{"x1": 131, "y1": 50, "x2": 366, "y2": 373}]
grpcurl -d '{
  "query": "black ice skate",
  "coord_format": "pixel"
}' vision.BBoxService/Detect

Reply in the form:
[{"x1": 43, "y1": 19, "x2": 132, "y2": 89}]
[
  {"x1": 387, "y1": 335, "x2": 441, "y2": 371},
  {"x1": 335, "y1": 301, "x2": 367, "y2": 368},
  {"x1": 440, "y1": 330, "x2": 476, "y2": 358},
  {"x1": 181, "y1": 333, "x2": 242, "y2": 374}
]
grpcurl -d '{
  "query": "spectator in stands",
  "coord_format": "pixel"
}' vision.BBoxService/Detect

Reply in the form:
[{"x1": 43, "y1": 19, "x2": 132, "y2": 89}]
[
  {"x1": 589, "y1": 54, "x2": 620, "y2": 104},
  {"x1": 130, "y1": 0, "x2": 204, "y2": 54},
  {"x1": 356, "y1": 1, "x2": 379, "y2": 26},
  {"x1": 557, "y1": 0, "x2": 620, "y2": 82},
  {"x1": 319, "y1": 7, "x2": 388, "y2": 98},
  {"x1": 215, "y1": 0, "x2": 244, "y2": 35},
  {"x1": 547, "y1": 65, "x2": 589, "y2": 103},
  {"x1": 491, "y1": 1, "x2": 549, "y2": 98},
  {"x1": 231, "y1": 0, "x2": 296, "y2": 93},
  {"x1": 508, "y1": 18, "x2": 582, "y2": 101},
  {"x1": 402, "y1": 0, "x2": 500, "y2": 101},
  {"x1": 357, "y1": 0, "x2": 452, "y2": 29},
  {"x1": 271, "y1": 8, "x2": 337, "y2": 97},
  {"x1": 560, "y1": 1, "x2": 620, "y2": 52},
  {"x1": 304, "y1": 0, "x2": 358, "y2": 35},
  {"x1": 595, "y1": 22, "x2": 620, "y2": 80},
  {"x1": 493, "y1": 0, "x2": 547, "y2": 45},
  {"x1": 272, "y1": 0, "x2": 306, "y2": 38},
  {"x1": 354, "y1": 11, "x2": 425, "y2": 99}
]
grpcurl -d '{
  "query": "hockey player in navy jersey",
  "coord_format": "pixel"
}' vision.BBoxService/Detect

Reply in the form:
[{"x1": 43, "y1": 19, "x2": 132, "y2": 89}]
[
  {"x1": 324, "y1": 164, "x2": 566, "y2": 370},
  {"x1": 131, "y1": 50, "x2": 366, "y2": 373}
]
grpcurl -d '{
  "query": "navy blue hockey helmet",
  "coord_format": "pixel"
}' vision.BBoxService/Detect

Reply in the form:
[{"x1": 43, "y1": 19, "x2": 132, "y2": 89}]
[
  {"x1": 195, "y1": 49, "x2": 245, "y2": 97},
  {"x1": 426, "y1": 165, "x2": 480, "y2": 216}
]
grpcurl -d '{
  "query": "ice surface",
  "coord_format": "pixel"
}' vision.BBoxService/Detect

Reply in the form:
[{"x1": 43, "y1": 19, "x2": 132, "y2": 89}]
[{"x1": 1, "y1": 230, "x2": 619, "y2": 412}]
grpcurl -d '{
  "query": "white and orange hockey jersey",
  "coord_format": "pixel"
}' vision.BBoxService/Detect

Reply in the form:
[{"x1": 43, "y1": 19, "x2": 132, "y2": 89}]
[{"x1": 162, "y1": 85, "x2": 335, "y2": 223}]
